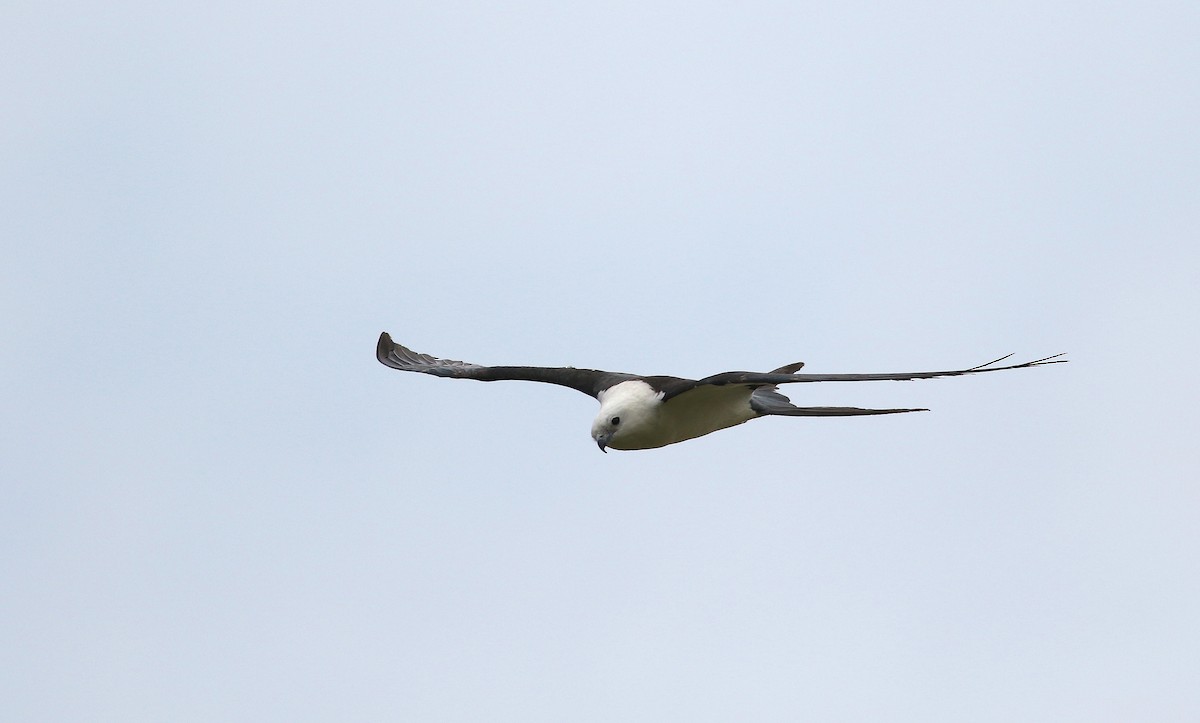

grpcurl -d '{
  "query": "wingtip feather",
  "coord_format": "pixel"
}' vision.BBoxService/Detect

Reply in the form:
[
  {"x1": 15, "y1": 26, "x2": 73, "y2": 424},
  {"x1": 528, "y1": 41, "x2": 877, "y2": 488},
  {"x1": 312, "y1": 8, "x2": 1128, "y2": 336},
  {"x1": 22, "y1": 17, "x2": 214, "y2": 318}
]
[{"x1": 376, "y1": 331, "x2": 395, "y2": 365}]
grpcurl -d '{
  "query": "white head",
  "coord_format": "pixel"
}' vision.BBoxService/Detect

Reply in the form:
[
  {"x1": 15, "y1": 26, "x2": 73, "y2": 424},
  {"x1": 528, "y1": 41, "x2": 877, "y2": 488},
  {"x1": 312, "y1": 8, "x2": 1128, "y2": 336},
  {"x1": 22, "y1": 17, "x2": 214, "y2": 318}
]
[{"x1": 591, "y1": 380, "x2": 663, "y2": 452}]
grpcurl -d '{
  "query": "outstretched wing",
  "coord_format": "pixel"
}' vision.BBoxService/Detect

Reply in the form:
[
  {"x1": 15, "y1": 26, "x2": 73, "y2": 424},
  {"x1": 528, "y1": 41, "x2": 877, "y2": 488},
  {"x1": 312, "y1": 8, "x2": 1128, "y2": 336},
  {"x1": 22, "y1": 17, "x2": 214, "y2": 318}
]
[
  {"x1": 662, "y1": 353, "x2": 1067, "y2": 401},
  {"x1": 375, "y1": 332, "x2": 634, "y2": 399},
  {"x1": 768, "y1": 353, "x2": 1067, "y2": 384}
]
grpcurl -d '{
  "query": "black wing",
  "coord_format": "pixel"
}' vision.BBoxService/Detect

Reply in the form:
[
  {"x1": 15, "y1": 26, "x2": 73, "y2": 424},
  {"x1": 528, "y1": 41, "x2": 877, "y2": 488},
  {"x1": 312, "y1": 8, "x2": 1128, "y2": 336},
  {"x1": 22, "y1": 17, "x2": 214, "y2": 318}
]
[
  {"x1": 661, "y1": 353, "x2": 1067, "y2": 401},
  {"x1": 375, "y1": 332, "x2": 635, "y2": 399}
]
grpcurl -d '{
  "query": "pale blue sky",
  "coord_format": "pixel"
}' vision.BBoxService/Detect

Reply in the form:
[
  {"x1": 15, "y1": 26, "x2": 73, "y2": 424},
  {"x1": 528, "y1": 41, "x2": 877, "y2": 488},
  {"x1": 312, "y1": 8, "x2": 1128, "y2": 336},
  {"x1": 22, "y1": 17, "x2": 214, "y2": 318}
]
[{"x1": 3, "y1": 2, "x2": 1199, "y2": 721}]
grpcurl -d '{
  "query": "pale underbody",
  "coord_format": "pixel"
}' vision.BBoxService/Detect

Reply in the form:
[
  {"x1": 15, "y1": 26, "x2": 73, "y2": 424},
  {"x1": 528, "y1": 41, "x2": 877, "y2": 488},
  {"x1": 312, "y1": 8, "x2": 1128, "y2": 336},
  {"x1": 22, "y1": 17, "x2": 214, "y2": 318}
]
[{"x1": 593, "y1": 380, "x2": 756, "y2": 450}]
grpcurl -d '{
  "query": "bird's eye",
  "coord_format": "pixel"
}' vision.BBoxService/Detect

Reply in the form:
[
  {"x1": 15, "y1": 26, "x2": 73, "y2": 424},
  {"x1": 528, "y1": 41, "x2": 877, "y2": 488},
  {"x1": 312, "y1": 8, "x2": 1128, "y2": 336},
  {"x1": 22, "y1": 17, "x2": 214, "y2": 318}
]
[{"x1": 611, "y1": 416, "x2": 620, "y2": 426}]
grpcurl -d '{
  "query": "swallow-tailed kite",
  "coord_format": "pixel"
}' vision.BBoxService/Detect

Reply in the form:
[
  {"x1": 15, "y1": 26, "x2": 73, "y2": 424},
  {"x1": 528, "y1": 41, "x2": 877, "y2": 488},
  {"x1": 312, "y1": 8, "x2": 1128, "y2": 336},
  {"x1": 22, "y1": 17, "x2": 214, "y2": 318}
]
[{"x1": 376, "y1": 332, "x2": 1066, "y2": 452}]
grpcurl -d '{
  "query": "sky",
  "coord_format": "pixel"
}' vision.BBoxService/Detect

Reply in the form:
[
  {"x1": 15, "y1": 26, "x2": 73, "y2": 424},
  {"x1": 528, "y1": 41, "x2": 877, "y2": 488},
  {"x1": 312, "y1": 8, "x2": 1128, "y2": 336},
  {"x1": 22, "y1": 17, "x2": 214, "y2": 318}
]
[{"x1": 3, "y1": 1, "x2": 1199, "y2": 720}]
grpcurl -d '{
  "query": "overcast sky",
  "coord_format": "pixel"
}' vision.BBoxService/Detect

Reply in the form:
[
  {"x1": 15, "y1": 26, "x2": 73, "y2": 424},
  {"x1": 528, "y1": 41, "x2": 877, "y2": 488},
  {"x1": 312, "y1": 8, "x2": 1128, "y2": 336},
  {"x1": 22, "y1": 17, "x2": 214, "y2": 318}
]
[{"x1": 3, "y1": 2, "x2": 1199, "y2": 721}]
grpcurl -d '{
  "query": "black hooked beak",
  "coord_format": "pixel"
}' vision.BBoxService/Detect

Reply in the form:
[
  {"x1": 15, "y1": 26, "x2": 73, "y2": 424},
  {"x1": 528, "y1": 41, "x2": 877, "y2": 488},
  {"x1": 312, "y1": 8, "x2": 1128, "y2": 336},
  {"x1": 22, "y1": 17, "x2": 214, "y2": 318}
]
[{"x1": 595, "y1": 434, "x2": 610, "y2": 453}]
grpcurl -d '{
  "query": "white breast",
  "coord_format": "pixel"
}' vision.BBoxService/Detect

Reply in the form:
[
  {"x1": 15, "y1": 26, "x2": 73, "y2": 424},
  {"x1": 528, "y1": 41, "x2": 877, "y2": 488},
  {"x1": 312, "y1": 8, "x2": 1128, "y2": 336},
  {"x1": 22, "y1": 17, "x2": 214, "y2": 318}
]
[{"x1": 655, "y1": 385, "x2": 757, "y2": 445}]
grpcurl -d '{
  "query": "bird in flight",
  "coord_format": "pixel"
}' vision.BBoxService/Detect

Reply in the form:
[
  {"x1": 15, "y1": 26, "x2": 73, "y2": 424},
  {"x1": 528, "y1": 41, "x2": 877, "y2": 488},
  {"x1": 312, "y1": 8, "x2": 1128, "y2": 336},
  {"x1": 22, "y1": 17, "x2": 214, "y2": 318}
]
[{"x1": 376, "y1": 332, "x2": 1066, "y2": 452}]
